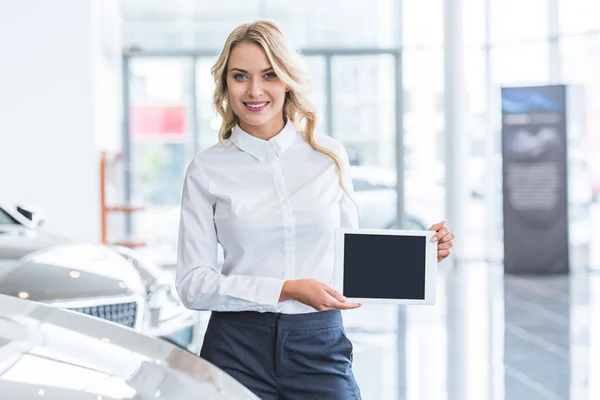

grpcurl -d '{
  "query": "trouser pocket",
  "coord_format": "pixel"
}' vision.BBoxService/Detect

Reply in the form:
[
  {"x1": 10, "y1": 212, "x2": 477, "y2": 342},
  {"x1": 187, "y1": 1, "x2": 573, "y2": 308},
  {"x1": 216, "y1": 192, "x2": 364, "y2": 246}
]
[{"x1": 280, "y1": 326, "x2": 353, "y2": 377}]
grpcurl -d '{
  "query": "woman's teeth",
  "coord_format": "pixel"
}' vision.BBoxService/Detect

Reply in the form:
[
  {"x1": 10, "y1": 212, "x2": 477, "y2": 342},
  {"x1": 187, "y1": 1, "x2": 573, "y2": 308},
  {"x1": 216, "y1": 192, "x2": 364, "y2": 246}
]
[
  {"x1": 247, "y1": 102, "x2": 267, "y2": 108},
  {"x1": 244, "y1": 102, "x2": 269, "y2": 112}
]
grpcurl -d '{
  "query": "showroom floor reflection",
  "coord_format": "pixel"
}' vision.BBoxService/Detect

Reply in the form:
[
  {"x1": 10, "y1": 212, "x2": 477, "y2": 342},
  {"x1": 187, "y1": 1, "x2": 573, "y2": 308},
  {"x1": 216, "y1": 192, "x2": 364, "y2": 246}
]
[{"x1": 344, "y1": 263, "x2": 600, "y2": 400}]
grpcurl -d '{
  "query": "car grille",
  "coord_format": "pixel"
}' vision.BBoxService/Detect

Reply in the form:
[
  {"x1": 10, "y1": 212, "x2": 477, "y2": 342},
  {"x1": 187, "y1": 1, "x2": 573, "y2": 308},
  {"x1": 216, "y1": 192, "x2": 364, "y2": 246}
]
[{"x1": 68, "y1": 302, "x2": 137, "y2": 328}]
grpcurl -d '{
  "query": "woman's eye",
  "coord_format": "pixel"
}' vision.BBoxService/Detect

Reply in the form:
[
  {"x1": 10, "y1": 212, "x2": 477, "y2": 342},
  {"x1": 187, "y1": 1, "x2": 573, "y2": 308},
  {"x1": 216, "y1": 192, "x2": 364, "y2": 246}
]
[
  {"x1": 264, "y1": 72, "x2": 277, "y2": 79},
  {"x1": 233, "y1": 73, "x2": 247, "y2": 80}
]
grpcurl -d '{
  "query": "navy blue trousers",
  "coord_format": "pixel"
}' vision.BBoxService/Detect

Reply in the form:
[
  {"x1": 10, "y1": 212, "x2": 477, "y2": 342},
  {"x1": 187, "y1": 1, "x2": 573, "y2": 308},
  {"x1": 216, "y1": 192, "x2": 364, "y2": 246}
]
[{"x1": 200, "y1": 310, "x2": 361, "y2": 400}]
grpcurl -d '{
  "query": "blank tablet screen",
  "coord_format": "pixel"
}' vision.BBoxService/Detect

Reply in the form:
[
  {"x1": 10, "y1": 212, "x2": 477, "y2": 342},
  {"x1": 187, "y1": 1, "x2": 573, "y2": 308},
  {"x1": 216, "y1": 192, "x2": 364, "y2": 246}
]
[{"x1": 343, "y1": 233, "x2": 426, "y2": 300}]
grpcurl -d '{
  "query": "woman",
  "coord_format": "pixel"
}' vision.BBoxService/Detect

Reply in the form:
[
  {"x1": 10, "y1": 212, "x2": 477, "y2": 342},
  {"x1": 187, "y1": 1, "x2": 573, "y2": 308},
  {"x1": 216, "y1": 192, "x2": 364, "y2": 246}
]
[{"x1": 176, "y1": 20, "x2": 454, "y2": 399}]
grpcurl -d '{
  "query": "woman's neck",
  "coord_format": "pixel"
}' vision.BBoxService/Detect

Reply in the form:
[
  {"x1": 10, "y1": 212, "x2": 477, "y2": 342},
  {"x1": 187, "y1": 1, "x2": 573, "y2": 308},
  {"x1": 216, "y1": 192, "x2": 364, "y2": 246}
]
[{"x1": 239, "y1": 116, "x2": 286, "y2": 141}]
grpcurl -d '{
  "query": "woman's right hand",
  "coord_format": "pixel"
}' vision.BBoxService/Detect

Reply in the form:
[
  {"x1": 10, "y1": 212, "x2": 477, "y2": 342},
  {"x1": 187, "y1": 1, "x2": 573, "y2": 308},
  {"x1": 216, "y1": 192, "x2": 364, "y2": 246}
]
[{"x1": 279, "y1": 279, "x2": 361, "y2": 311}]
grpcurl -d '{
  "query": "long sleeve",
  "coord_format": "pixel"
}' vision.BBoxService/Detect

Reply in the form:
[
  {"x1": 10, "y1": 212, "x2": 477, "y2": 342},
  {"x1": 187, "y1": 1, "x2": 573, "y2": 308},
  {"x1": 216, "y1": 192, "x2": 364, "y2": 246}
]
[
  {"x1": 175, "y1": 160, "x2": 285, "y2": 312},
  {"x1": 338, "y1": 145, "x2": 359, "y2": 229}
]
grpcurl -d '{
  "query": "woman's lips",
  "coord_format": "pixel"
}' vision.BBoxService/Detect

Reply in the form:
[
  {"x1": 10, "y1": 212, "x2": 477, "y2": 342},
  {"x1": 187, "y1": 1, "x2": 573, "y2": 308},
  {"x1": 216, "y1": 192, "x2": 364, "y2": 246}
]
[{"x1": 244, "y1": 101, "x2": 269, "y2": 112}]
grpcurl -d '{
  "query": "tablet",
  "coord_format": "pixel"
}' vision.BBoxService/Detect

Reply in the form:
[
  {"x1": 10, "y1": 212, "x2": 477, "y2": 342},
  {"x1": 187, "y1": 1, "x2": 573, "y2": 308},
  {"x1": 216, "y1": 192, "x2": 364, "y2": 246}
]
[{"x1": 334, "y1": 228, "x2": 438, "y2": 305}]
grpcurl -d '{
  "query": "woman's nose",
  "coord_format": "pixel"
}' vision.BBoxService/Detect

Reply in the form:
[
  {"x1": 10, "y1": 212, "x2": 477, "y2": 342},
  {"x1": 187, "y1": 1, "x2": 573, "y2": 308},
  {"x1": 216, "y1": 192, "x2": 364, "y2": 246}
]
[{"x1": 247, "y1": 80, "x2": 263, "y2": 98}]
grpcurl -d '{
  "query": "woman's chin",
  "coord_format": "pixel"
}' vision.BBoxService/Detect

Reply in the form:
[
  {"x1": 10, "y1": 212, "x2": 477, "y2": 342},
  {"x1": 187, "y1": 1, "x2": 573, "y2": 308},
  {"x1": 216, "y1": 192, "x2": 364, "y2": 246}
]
[{"x1": 240, "y1": 113, "x2": 278, "y2": 128}]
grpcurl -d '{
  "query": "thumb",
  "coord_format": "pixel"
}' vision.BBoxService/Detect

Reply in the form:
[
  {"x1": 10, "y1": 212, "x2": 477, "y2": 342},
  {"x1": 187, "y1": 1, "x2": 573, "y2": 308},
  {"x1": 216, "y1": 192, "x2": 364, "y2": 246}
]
[{"x1": 322, "y1": 285, "x2": 346, "y2": 302}]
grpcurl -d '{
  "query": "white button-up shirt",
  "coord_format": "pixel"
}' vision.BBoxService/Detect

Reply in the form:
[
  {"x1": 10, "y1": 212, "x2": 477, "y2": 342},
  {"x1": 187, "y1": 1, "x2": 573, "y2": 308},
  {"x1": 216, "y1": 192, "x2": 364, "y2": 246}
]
[{"x1": 176, "y1": 121, "x2": 358, "y2": 314}]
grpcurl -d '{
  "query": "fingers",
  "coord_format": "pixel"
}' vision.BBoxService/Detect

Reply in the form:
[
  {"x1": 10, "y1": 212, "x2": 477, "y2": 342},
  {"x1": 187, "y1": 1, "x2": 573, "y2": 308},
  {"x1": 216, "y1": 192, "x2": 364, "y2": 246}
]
[
  {"x1": 321, "y1": 287, "x2": 361, "y2": 310},
  {"x1": 437, "y1": 240, "x2": 453, "y2": 250},
  {"x1": 322, "y1": 285, "x2": 346, "y2": 303},
  {"x1": 309, "y1": 281, "x2": 362, "y2": 311},
  {"x1": 337, "y1": 301, "x2": 362, "y2": 310},
  {"x1": 437, "y1": 249, "x2": 451, "y2": 261},
  {"x1": 431, "y1": 226, "x2": 447, "y2": 242},
  {"x1": 436, "y1": 230, "x2": 455, "y2": 250},
  {"x1": 322, "y1": 299, "x2": 362, "y2": 310},
  {"x1": 439, "y1": 230, "x2": 454, "y2": 243},
  {"x1": 432, "y1": 227, "x2": 455, "y2": 243}
]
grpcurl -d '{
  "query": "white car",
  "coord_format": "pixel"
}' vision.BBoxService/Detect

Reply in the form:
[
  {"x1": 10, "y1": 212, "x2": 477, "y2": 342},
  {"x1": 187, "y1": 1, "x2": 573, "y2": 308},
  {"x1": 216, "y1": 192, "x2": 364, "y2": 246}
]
[
  {"x1": 0, "y1": 203, "x2": 202, "y2": 352},
  {"x1": 350, "y1": 166, "x2": 445, "y2": 230},
  {"x1": 0, "y1": 294, "x2": 258, "y2": 399},
  {"x1": 0, "y1": 203, "x2": 147, "y2": 331}
]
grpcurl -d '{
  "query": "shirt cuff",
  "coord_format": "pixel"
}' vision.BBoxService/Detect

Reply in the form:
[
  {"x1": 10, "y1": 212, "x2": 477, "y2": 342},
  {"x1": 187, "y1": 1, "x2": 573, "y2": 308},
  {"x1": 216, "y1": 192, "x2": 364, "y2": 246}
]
[{"x1": 256, "y1": 277, "x2": 286, "y2": 308}]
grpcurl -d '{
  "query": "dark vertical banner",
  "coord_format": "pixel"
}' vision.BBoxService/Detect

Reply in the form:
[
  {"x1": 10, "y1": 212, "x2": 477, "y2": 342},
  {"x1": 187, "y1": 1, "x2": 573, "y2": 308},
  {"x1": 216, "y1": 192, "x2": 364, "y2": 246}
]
[{"x1": 501, "y1": 85, "x2": 569, "y2": 274}]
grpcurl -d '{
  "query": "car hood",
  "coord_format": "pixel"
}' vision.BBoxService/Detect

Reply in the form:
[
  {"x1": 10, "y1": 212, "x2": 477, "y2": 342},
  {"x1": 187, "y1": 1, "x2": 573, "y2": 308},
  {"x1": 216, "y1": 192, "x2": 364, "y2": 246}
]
[
  {"x1": 0, "y1": 226, "x2": 72, "y2": 260},
  {"x1": 0, "y1": 294, "x2": 259, "y2": 399},
  {"x1": 0, "y1": 228, "x2": 145, "y2": 302}
]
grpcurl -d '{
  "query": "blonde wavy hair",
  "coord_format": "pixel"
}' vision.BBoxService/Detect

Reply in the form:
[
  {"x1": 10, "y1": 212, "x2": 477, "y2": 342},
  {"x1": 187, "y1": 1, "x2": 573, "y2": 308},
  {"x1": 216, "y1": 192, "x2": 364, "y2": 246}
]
[{"x1": 211, "y1": 20, "x2": 352, "y2": 199}]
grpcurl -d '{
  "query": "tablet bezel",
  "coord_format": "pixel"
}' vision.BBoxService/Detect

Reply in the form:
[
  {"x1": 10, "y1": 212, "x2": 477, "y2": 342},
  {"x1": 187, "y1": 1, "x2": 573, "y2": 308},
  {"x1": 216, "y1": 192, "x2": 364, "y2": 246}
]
[{"x1": 334, "y1": 228, "x2": 438, "y2": 305}]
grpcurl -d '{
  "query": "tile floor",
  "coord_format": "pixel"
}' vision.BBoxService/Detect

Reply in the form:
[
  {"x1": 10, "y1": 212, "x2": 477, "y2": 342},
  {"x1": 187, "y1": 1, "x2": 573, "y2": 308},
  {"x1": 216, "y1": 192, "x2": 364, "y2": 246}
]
[{"x1": 344, "y1": 263, "x2": 600, "y2": 400}]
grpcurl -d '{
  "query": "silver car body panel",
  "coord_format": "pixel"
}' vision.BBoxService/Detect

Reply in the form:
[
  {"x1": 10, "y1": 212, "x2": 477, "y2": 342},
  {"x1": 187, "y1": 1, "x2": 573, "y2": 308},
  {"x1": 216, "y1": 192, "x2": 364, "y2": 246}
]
[
  {"x1": 0, "y1": 225, "x2": 71, "y2": 260},
  {"x1": 0, "y1": 205, "x2": 147, "y2": 331},
  {"x1": 0, "y1": 239, "x2": 145, "y2": 301},
  {"x1": 108, "y1": 245, "x2": 201, "y2": 346},
  {"x1": 0, "y1": 203, "x2": 198, "y2": 344},
  {"x1": 0, "y1": 294, "x2": 258, "y2": 399}
]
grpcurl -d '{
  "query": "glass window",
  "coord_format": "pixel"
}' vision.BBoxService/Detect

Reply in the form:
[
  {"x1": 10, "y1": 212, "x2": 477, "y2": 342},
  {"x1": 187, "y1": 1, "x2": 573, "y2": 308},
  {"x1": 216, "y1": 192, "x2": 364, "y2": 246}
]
[
  {"x1": 559, "y1": 0, "x2": 600, "y2": 34},
  {"x1": 491, "y1": 42, "x2": 550, "y2": 86},
  {"x1": 403, "y1": 0, "x2": 443, "y2": 48},
  {"x1": 560, "y1": 34, "x2": 600, "y2": 99},
  {"x1": 465, "y1": 48, "x2": 488, "y2": 164},
  {"x1": 263, "y1": 0, "x2": 399, "y2": 49},
  {"x1": 559, "y1": 34, "x2": 600, "y2": 203},
  {"x1": 560, "y1": 36, "x2": 589, "y2": 85},
  {"x1": 403, "y1": 0, "x2": 483, "y2": 48},
  {"x1": 463, "y1": 0, "x2": 486, "y2": 47},
  {"x1": 189, "y1": 1, "x2": 264, "y2": 50},
  {"x1": 0, "y1": 208, "x2": 19, "y2": 225},
  {"x1": 122, "y1": 0, "x2": 400, "y2": 51},
  {"x1": 305, "y1": 57, "x2": 328, "y2": 136},
  {"x1": 332, "y1": 55, "x2": 396, "y2": 169},
  {"x1": 403, "y1": 49, "x2": 445, "y2": 229},
  {"x1": 128, "y1": 58, "x2": 194, "y2": 253},
  {"x1": 195, "y1": 57, "x2": 220, "y2": 153},
  {"x1": 330, "y1": 55, "x2": 399, "y2": 230},
  {"x1": 490, "y1": 0, "x2": 549, "y2": 43},
  {"x1": 465, "y1": 50, "x2": 487, "y2": 116},
  {"x1": 403, "y1": 49, "x2": 444, "y2": 168},
  {"x1": 122, "y1": 0, "x2": 262, "y2": 51},
  {"x1": 465, "y1": 50, "x2": 495, "y2": 260}
]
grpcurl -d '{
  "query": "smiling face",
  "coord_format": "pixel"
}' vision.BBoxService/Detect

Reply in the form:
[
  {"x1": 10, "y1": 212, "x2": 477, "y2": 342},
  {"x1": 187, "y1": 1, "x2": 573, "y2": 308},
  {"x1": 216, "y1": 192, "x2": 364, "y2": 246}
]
[{"x1": 226, "y1": 41, "x2": 287, "y2": 139}]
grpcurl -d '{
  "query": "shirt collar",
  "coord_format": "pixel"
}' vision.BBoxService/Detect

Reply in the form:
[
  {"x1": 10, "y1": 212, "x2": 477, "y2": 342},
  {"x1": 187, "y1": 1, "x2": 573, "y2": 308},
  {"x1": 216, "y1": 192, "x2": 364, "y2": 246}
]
[{"x1": 230, "y1": 120, "x2": 298, "y2": 161}]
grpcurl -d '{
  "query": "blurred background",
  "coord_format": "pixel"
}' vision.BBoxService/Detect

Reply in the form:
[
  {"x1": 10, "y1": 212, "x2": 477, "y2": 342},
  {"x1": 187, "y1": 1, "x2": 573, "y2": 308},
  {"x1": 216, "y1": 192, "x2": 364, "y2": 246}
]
[{"x1": 1, "y1": 0, "x2": 600, "y2": 399}]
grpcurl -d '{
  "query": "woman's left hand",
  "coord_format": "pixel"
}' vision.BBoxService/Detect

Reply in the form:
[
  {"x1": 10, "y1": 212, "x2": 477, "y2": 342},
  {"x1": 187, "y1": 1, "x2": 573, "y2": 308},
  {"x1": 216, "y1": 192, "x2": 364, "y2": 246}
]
[{"x1": 429, "y1": 220, "x2": 454, "y2": 263}]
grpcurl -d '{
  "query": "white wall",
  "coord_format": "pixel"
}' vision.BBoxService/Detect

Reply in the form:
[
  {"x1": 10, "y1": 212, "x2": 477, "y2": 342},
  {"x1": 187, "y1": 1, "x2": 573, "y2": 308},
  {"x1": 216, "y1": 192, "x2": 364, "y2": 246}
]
[
  {"x1": 91, "y1": 0, "x2": 123, "y2": 154},
  {"x1": 0, "y1": 0, "x2": 123, "y2": 242}
]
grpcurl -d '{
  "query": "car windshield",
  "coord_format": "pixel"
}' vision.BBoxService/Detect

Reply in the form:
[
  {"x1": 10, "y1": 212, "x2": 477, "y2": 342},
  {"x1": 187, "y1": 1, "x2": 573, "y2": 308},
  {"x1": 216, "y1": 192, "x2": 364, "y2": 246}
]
[
  {"x1": 0, "y1": 208, "x2": 19, "y2": 225},
  {"x1": 352, "y1": 179, "x2": 392, "y2": 192}
]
